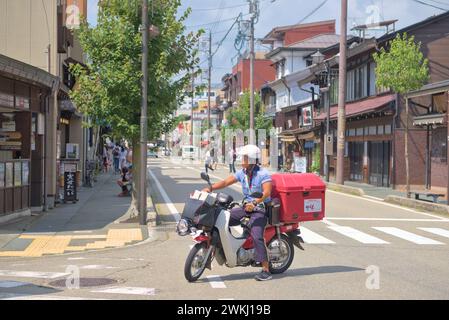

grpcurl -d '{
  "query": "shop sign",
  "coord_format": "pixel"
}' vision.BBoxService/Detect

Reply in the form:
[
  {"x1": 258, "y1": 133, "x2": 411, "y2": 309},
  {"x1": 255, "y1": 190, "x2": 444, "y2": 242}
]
[
  {"x1": 294, "y1": 156, "x2": 307, "y2": 173},
  {"x1": 1, "y1": 121, "x2": 16, "y2": 132},
  {"x1": 64, "y1": 163, "x2": 78, "y2": 203},
  {"x1": 304, "y1": 141, "x2": 315, "y2": 149},
  {"x1": 301, "y1": 105, "x2": 313, "y2": 127}
]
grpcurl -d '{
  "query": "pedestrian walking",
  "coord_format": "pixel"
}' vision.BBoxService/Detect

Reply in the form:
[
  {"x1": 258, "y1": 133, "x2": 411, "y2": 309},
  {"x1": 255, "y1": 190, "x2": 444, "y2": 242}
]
[
  {"x1": 119, "y1": 146, "x2": 128, "y2": 172},
  {"x1": 205, "y1": 149, "x2": 213, "y2": 173},
  {"x1": 112, "y1": 143, "x2": 121, "y2": 174},
  {"x1": 102, "y1": 144, "x2": 109, "y2": 173},
  {"x1": 211, "y1": 148, "x2": 218, "y2": 170},
  {"x1": 228, "y1": 148, "x2": 236, "y2": 173}
]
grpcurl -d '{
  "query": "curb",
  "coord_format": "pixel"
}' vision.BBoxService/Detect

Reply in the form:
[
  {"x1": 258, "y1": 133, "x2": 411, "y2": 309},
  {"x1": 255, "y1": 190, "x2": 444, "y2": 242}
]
[
  {"x1": 384, "y1": 195, "x2": 449, "y2": 216},
  {"x1": 325, "y1": 182, "x2": 365, "y2": 197}
]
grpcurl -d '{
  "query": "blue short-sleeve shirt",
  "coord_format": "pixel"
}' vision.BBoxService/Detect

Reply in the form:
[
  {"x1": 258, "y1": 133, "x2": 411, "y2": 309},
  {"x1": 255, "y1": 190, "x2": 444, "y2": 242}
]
[{"x1": 234, "y1": 167, "x2": 272, "y2": 203}]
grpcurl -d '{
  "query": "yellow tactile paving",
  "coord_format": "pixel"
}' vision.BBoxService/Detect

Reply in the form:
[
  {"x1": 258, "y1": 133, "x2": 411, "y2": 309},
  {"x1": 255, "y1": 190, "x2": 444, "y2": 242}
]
[{"x1": 0, "y1": 228, "x2": 143, "y2": 257}]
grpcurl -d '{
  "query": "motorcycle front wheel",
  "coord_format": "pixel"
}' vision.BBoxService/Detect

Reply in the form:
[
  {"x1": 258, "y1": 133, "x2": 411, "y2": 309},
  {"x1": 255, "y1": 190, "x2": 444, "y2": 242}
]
[{"x1": 184, "y1": 243, "x2": 210, "y2": 282}]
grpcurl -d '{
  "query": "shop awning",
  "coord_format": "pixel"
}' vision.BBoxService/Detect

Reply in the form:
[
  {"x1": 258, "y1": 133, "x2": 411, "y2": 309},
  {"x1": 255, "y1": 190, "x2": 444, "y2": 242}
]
[
  {"x1": 279, "y1": 135, "x2": 296, "y2": 142},
  {"x1": 296, "y1": 131, "x2": 315, "y2": 140},
  {"x1": 413, "y1": 113, "x2": 446, "y2": 126},
  {"x1": 315, "y1": 94, "x2": 396, "y2": 121}
]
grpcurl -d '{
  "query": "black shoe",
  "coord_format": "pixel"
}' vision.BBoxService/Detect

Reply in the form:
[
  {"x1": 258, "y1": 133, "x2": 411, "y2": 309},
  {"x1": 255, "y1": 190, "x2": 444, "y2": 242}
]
[{"x1": 255, "y1": 270, "x2": 272, "y2": 281}]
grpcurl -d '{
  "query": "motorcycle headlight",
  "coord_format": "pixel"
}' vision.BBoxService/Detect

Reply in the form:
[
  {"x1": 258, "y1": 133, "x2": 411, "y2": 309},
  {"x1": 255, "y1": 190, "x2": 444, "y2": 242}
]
[{"x1": 176, "y1": 219, "x2": 190, "y2": 236}]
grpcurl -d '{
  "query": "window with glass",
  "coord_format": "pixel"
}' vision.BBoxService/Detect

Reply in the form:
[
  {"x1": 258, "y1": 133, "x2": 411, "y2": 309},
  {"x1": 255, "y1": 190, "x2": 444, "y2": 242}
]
[{"x1": 431, "y1": 127, "x2": 447, "y2": 163}]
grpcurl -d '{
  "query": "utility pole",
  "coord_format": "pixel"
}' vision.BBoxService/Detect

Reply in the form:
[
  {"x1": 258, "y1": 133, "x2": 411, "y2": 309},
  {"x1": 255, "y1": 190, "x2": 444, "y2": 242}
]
[
  {"x1": 207, "y1": 30, "x2": 212, "y2": 144},
  {"x1": 248, "y1": 0, "x2": 257, "y2": 144},
  {"x1": 336, "y1": 0, "x2": 347, "y2": 185},
  {"x1": 139, "y1": 0, "x2": 149, "y2": 225},
  {"x1": 325, "y1": 62, "x2": 331, "y2": 182}
]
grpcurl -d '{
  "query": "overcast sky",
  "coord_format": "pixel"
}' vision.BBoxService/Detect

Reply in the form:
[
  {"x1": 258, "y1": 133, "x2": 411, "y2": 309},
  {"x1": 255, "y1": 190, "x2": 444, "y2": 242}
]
[{"x1": 87, "y1": 0, "x2": 447, "y2": 85}]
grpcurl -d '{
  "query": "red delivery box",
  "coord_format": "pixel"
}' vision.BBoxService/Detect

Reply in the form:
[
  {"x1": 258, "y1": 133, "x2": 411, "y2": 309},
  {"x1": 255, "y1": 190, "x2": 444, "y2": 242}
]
[{"x1": 271, "y1": 173, "x2": 326, "y2": 223}]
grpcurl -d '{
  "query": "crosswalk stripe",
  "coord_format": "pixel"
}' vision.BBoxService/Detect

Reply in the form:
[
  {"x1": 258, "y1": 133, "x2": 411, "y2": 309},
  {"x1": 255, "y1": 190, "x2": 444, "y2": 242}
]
[
  {"x1": 418, "y1": 228, "x2": 449, "y2": 239},
  {"x1": 91, "y1": 287, "x2": 156, "y2": 296},
  {"x1": 373, "y1": 227, "x2": 445, "y2": 245},
  {"x1": 207, "y1": 275, "x2": 226, "y2": 288},
  {"x1": 299, "y1": 227, "x2": 335, "y2": 244},
  {"x1": 0, "y1": 270, "x2": 70, "y2": 279},
  {"x1": 328, "y1": 226, "x2": 389, "y2": 244}
]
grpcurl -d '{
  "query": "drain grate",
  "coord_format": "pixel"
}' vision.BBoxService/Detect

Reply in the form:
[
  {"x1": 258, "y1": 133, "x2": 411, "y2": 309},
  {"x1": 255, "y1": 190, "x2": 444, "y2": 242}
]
[{"x1": 48, "y1": 277, "x2": 118, "y2": 288}]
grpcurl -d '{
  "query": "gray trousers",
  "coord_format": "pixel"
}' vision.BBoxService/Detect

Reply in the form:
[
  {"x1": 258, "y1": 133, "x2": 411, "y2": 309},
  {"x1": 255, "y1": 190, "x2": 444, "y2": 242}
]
[{"x1": 229, "y1": 206, "x2": 268, "y2": 263}]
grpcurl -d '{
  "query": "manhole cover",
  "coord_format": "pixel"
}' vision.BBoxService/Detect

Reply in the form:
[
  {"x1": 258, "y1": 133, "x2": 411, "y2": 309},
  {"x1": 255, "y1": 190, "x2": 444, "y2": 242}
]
[{"x1": 48, "y1": 278, "x2": 118, "y2": 288}]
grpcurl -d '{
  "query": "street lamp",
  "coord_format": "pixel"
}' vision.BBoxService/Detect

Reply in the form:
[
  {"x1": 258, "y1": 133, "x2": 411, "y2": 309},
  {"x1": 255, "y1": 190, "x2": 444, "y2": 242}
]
[{"x1": 311, "y1": 50, "x2": 325, "y2": 65}]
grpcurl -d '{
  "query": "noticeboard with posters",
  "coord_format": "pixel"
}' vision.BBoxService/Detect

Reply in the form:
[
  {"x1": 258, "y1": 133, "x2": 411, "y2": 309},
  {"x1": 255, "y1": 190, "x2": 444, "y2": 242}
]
[
  {"x1": 294, "y1": 156, "x2": 307, "y2": 173},
  {"x1": 5, "y1": 162, "x2": 13, "y2": 188},
  {"x1": 0, "y1": 163, "x2": 4, "y2": 188},
  {"x1": 22, "y1": 162, "x2": 29, "y2": 186},
  {"x1": 14, "y1": 162, "x2": 21, "y2": 187}
]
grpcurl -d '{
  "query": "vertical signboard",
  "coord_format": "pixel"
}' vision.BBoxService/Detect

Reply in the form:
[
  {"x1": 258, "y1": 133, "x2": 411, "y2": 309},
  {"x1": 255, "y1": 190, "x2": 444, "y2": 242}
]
[
  {"x1": 64, "y1": 163, "x2": 78, "y2": 203},
  {"x1": 66, "y1": 0, "x2": 87, "y2": 30}
]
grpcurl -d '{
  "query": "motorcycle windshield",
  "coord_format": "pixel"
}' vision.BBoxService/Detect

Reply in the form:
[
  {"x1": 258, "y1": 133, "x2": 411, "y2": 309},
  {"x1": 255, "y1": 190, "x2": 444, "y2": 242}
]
[{"x1": 181, "y1": 198, "x2": 204, "y2": 221}]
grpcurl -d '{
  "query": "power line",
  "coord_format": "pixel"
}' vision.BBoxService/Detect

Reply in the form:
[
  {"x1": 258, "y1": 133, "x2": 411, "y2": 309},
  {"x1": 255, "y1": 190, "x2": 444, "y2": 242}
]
[
  {"x1": 190, "y1": 3, "x2": 248, "y2": 11},
  {"x1": 185, "y1": 14, "x2": 250, "y2": 29},
  {"x1": 425, "y1": 0, "x2": 449, "y2": 7},
  {"x1": 297, "y1": 0, "x2": 329, "y2": 24},
  {"x1": 410, "y1": 0, "x2": 448, "y2": 10}
]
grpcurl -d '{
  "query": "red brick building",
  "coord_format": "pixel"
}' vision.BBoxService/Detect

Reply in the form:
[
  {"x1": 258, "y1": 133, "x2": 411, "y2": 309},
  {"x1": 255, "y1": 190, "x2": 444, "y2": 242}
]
[{"x1": 221, "y1": 52, "x2": 275, "y2": 108}]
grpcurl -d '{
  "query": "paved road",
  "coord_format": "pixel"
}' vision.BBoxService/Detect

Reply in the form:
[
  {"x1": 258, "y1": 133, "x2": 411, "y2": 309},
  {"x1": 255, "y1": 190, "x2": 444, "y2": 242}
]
[{"x1": 0, "y1": 157, "x2": 449, "y2": 300}]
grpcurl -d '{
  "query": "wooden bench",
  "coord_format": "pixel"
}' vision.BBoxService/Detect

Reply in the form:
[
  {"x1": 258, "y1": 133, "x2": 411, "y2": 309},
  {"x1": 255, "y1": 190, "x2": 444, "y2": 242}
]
[{"x1": 411, "y1": 191, "x2": 445, "y2": 203}]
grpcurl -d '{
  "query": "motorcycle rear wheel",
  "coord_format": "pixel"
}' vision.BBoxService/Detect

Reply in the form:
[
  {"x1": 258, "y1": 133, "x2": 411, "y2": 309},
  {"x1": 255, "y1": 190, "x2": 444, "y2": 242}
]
[
  {"x1": 184, "y1": 243, "x2": 209, "y2": 282},
  {"x1": 268, "y1": 234, "x2": 294, "y2": 274}
]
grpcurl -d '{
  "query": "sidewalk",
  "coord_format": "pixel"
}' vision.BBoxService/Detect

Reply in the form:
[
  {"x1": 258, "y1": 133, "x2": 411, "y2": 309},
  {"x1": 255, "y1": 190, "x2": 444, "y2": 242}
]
[{"x1": 0, "y1": 172, "x2": 151, "y2": 258}]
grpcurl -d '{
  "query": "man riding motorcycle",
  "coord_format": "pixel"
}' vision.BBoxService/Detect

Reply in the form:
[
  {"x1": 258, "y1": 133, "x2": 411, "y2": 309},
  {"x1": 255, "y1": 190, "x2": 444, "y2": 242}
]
[{"x1": 202, "y1": 145, "x2": 273, "y2": 281}]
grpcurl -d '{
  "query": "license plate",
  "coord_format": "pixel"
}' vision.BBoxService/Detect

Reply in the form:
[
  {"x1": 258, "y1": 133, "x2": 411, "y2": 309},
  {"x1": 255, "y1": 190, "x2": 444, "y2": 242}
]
[{"x1": 304, "y1": 199, "x2": 322, "y2": 213}]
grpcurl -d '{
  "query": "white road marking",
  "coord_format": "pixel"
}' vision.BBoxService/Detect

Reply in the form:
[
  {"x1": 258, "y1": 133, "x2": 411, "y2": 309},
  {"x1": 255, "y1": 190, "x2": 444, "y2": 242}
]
[
  {"x1": 148, "y1": 168, "x2": 181, "y2": 222},
  {"x1": 80, "y1": 265, "x2": 119, "y2": 270},
  {"x1": 326, "y1": 217, "x2": 449, "y2": 222},
  {"x1": 73, "y1": 231, "x2": 93, "y2": 234},
  {"x1": 0, "y1": 281, "x2": 30, "y2": 288},
  {"x1": 1, "y1": 294, "x2": 105, "y2": 300},
  {"x1": 218, "y1": 298, "x2": 235, "y2": 300},
  {"x1": 299, "y1": 227, "x2": 335, "y2": 244},
  {"x1": 322, "y1": 218, "x2": 339, "y2": 227},
  {"x1": 0, "y1": 270, "x2": 70, "y2": 279},
  {"x1": 327, "y1": 190, "x2": 448, "y2": 220},
  {"x1": 328, "y1": 226, "x2": 389, "y2": 244},
  {"x1": 364, "y1": 195, "x2": 384, "y2": 201},
  {"x1": 418, "y1": 228, "x2": 449, "y2": 239},
  {"x1": 91, "y1": 287, "x2": 156, "y2": 296},
  {"x1": 373, "y1": 227, "x2": 445, "y2": 245},
  {"x1": 207, "y1": 275, "x2": 226, "y2": 289},
  {"x1": 67, "y1": 257, "x2": 86, "y2": 261}
]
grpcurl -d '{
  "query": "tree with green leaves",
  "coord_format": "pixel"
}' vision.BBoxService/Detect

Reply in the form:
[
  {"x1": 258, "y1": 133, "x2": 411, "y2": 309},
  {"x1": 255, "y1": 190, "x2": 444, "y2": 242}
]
[
  {"x1": 373, "y1": 33, "x2": 429, "y2": 197},
  {"x1": 70, "y1": 0, "x2": 203, "y2": 214},
  {"x1": 223, "y1": 91, "x2": 272, "y2": 139}
]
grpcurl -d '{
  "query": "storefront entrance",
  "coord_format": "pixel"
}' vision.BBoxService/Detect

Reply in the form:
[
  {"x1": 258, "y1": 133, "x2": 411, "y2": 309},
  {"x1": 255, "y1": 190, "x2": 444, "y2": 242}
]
[
  {"x1": 369, "y1": 141, "x2": 391, "y2": 187},
  {"x1": 349, "y1": 142, "x2": 364, "y2": 182}
]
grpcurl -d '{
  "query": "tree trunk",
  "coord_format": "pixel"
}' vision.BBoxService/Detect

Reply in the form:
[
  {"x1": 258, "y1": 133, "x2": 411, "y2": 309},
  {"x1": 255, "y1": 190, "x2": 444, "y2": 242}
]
[{"x1": 405, "y1": 96, "x2": 411, "y2": 198}]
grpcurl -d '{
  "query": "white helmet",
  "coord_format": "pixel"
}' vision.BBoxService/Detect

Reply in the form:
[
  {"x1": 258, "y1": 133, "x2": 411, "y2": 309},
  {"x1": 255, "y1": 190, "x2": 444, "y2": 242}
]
[{"x1": 238, "y1": 144, "x2": 261, "y2": 160}]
